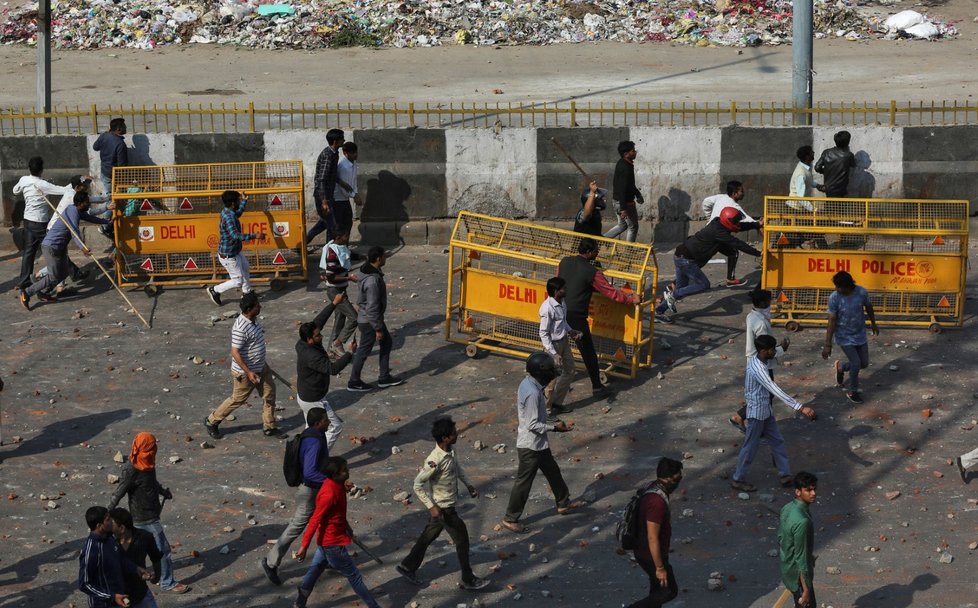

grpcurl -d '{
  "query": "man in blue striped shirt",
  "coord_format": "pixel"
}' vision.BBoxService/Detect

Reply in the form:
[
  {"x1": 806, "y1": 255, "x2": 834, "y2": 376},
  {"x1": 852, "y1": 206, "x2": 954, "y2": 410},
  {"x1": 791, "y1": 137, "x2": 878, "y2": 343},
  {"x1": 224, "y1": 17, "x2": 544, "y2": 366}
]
[
  {"x1": 207, "y1": 190, "x2": 265, "y2": 307},
  {"x1": 731, "y1": 335, "x2": 816, "y2": 493}
]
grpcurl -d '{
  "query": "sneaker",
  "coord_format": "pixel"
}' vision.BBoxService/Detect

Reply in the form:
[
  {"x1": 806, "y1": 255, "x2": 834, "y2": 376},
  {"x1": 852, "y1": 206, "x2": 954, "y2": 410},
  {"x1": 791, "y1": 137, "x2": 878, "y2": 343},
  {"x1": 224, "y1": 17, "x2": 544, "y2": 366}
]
[
  {"x1": 263, "y1": 427, "x2": 286, "y2": 438},
  {"x1": 779, "y1": 475, "x2": 795, "y2": 488},
  {"x1": 18, "y1": 288, "x2": 30, "y2": 310},
  {"x1": 262, "y1": 558, "x2": 282, "y2": 586},
  {"x1": 203, "y1": 417, "x2": 222, "y2": 439},
  {"x1": 396, "y1": 565, "x2": 426, "y2": 586},
  {"x1": 722, "y1": 278, "x2": 747, "y2": 287},
  {"x1": 206, "y1": 286, "x2": 222, "y2": 307},
  {"x1": 347, "y1": 380, "x2": 373, "y2": 392},
  {"x1": 654, "y1": 312, "x2": 674, "y2": 324},
  {"x1": 377, "y1": 375, "x2": 405, "y2": 388},
  {"x1": 834, "y1": 360, "x2": 844, "y2": 386},
  {"x1": 550, "y1": 404, "x2": 571, "y2": 415},
  {"x1": 592, "y1": 385, "x2": 614, "y2": 398},
  {"x1": 37, "y1": 291, "x2": 57, "y2": 303},
  {"x1": 730, "y1": 479, "x2": 756, "y2": 492},
  {"x1": 461, "y1": 576, "x2": 490, "y2": 590},
  {"x1": 846, "y1": 391, "x2": 864, "y2": 404},
  {"x1": 74, "y1": 268, "x2": 91, "y2": 282},
  {"x1": 956, "y1": 457, "x2": 969, "y2": 484},
  {"x1": 662, "y1": 289, "x2": 678, "y2": 314}
]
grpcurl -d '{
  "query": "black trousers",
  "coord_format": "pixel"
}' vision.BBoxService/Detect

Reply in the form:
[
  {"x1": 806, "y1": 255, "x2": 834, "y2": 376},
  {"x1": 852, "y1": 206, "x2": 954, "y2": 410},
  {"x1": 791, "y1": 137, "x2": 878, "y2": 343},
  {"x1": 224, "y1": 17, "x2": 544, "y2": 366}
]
[
  {"x1": 399, "y1": 506, "x2": 474, "y2": 583},
  {"x1": 18, "y1": 219, "x2": 47, "y2": 289},
  {"x1": 332, "y1": 199, "x2": 354, "y2": 238},
  {"x1": 504, "y1": 448, "x2": 570, "y2": 522},
  {"x1": 627, "y1": 558, "x2": 678, "y2": 608},
  {"x1": 566, "y1": 316, "x2": 602, "y2": 389},
  {"x1": 716, "y1": 242, "x2": 739, "y2": 280}
]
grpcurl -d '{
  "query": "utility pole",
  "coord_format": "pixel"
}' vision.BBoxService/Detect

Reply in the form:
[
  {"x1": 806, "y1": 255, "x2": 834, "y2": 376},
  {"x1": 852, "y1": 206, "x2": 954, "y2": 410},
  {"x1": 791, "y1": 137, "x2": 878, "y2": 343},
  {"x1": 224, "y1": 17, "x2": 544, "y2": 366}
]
[
  {"x1": 37, "y1": 0, "x2": 52, "y2": 134},
  {"x1": 792, "y1": 0, "x2": 813, "y2": 126}
]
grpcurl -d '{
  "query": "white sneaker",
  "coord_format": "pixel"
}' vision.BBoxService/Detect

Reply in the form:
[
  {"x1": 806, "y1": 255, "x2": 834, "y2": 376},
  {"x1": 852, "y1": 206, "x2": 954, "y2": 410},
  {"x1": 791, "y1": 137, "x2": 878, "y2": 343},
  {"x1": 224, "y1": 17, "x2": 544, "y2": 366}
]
[{"x1": 663, "y1": 289, "x2": 678, "y2": 314}]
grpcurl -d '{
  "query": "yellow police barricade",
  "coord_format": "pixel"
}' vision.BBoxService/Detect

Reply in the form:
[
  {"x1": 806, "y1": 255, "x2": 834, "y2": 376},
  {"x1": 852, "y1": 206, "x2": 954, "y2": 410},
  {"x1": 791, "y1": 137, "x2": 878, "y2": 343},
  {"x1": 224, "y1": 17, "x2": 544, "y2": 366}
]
[
  {"x1": 445, "y1": 211, "x2": 657, "y2": 380},
  {"x1": 109, "y1": 161, "x2": 307, "y2": 294},
  {"x1": 761, "y1": 196, "x2": 969, "y2": 332}
]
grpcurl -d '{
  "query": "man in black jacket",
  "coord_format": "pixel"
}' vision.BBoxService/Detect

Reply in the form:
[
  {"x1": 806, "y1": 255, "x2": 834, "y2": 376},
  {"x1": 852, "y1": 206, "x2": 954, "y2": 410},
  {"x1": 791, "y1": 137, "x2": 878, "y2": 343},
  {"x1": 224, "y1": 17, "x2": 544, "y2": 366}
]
[
  {"x1": 655, "y1": 208, "x2": 761, "y2": 320},
  {"x1": 295, "y1": 321, "x2": 352, "y2": 446},
  {"x1": 606, "y1": 140, "x2": 644, "y2": 242},
  {"x1": 815, "y1": 131, "x2": 856, "y2": 197},
  {"x1": 263, "y1": 406, "x2": 333, "y2": 586},
  {"x1": 109, "y1": 507, "x2": 161, "y2": 608}
]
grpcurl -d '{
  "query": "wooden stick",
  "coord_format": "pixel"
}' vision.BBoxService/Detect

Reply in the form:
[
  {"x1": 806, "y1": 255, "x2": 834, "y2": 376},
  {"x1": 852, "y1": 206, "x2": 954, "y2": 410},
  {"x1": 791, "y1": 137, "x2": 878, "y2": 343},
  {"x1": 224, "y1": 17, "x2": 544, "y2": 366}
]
[
  {"x1": 772, "y1": 588, "x2": 792, "y2": 608},
  {"x1": 41, "y1": 196, "x2": 151, "y2": 329}
]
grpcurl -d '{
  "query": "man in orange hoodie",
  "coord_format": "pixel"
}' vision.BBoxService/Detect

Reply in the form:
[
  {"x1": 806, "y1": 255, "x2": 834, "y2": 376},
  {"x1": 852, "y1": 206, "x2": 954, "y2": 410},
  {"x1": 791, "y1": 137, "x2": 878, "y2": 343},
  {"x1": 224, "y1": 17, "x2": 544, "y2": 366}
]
[{"x1": 293, "y1": 457, "x2": 380, "y2": 608}]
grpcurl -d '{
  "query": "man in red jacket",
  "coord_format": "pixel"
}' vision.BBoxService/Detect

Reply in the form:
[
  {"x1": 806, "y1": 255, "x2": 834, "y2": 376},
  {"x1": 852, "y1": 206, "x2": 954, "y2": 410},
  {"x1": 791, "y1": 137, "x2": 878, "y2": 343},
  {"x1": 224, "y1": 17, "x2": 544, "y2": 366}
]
[{"x1": 294, "y1": 457, "x2": 381, "y2": 608}]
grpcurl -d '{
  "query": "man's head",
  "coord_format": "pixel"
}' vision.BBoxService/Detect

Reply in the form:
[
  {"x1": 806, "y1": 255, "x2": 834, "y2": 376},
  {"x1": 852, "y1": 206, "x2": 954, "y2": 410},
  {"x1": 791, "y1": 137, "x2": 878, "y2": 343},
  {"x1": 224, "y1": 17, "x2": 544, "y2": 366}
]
[
  {"x1": 753, "y1": 334, "x2": 778, "y2": 360},
  {"x1": 796, "y1": 145, "x2": 815, "y2": 164},
  {"x1": 577, "y1": 237, "x2": 599, "y2": 259},
  {"x1": 221, "y1": 190, "x2": 242, "y2": 210},
  {"x1": 726, "y1": 180, "x2": 744, "y2": 201},
  {"x1": 546, "y1": 276, "x2": 566, "y2": 300},
  {"x1": 109, "y1": 118, "x2": 127, "y2": 135},
  {"x1": 793, "y1": 471, "x2": 817, "y2": 504},
  {"x1": 299, "y1": 321, "x2": 321, "y2": 345},
  {"x1": 306, "y1": 406, "x2": 330, "y2": 432},
  {"x1": 240, "y1": 291, "x2": 261, "y2": 316},
  {"x1": 85, "y1": 505, "x2": 112, "y2": 535},
  {"x1": 326, "y1": 129, "x2": 345, "y2": 149},
  {"x1": 28, "y1": 156, "x2": 43, "y2": 176},
  {"x1": 526, "y1": 350, "x2": 559, "y2": 386},
  {"x1": 366, "y1": 246, "x2": 386, "y2": 269},
  {"x1": 834, "y1": 130, "x2": 851, "y2": 148},
  {"x1": 617, "y1": 140, "x2": 637, "y2": 161},
  {"x1": 73, "y1": 190, "x2": 91, "y2": 212},
  {"x1": 108, "y1": 507, "x2": 134, "y2": 540},
  {"x1": 656, "y1": 457, "x2": 684, "y2": 494},
  {"x1": 431, "y1": 416, "x2": 458, "y2": 447},
  {"x1": 750, "y1": 288, "x2": 773, "y2": 310},
  {"x1": 70, "y1": 175, "x2": 92, "y2": 192},
  {"x1": 342, "y1": 141, "x2": 358, "y2": 161},
  {"x1": 718, "y1": 207, "x2": 744, "y2": 232},
  {"x1": 832, "y1": 271, "x2": 856, "y2": 295},
  {"x1": 324, "y1": 456, "x2": 349, "y2": 483}
]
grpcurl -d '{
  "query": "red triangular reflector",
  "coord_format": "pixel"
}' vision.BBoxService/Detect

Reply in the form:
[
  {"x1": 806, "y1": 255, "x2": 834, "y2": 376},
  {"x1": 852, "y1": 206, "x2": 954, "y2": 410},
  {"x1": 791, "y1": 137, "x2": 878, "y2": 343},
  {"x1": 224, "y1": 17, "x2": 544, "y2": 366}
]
[
  {"x1": 463, "y1": 315, "x2": 474, "y2": 328},
  {"x1": 271, "y1": 251, "x2": 287, "y2": 265},
  {"x1": 269, "y1": 195, "x2": 283, "y2": 207},
  {"x1": 777, "y1": 291, "x2": 790, "y2": 303},
  {"x1": 179, "y1": 197, "x2": 193, "y2": 210},
  {"x1": 621, "y1": 282, "x2": 633, "y2": 294},
  {"x1": 139, "y1": 199, "x2": 153, "y2": 211},
  {"x1": 932, "y1": 235, "x2": 945, "y2": 245},
  {"x1": 140, "y1": 258, "x2": 154, "y2": 272},
  {"x1": 468, "y1": 250, "x2": 481, "y2": 260},
  {"x1": 183, "y1": 257, "x2": 199, "y2": 270},
  {"x1": 614, "y1": 347, "x2": 626, "y2": 360},
  {"x1": 938, "y1": 295, "x2": 951, "y2": 308},
  {"x1": 777, "y1": 233, "x2": 790, "y2": 246}
]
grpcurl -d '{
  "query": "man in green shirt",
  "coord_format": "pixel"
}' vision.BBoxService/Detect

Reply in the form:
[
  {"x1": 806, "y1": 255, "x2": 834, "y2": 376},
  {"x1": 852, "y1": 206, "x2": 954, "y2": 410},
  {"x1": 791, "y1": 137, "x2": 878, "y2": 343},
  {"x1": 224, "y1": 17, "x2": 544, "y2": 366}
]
[{"x1": 778, "y1": 471, "x2": 817, "y2": 608}]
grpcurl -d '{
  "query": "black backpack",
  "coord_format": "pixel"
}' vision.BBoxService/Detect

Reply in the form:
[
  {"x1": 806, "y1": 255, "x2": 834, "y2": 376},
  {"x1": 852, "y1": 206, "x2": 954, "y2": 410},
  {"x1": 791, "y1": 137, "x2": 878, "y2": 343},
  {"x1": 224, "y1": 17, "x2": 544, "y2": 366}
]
[
  {"x1": 616, "y1": 483, "x2": 658, "y2": 551},
  {"x1": 283, "y1": 434, "x2": 304, "y2": 487}
]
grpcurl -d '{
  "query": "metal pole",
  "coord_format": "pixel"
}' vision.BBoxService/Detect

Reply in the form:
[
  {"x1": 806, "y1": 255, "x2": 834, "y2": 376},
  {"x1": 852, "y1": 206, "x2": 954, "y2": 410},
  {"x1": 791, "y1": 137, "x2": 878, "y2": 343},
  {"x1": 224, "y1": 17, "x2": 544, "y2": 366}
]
[
  {"x1": 792, "y1": 0, "x2": 813, "y2": 126},
  {"x1": 36, "y1": 0, "x2": 52, "y2": 134}
]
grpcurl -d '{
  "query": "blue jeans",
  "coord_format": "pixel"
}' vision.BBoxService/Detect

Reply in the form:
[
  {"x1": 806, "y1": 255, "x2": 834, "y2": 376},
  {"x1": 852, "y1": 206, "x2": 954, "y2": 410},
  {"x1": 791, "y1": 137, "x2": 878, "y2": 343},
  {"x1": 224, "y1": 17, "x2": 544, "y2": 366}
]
[
  {"x1": 839, "y1": 342, "x2": 869, "y2": 392},
  {"x1": 133, "y1": 520, "x2": 176, "y2": 590},
  {"x1": 656, "y1": 255, "x2": 711, "y2": 313},
  {"x1": 306, "y1": 199, "x2": 337, "y2": 244},
  {"x1": 101, "y1": 175, "x2": 112, "y2": 198},
  {"x1": 297, "y1": 545, "x2": 379, "y2": 608},
  {"x1": 733, "y1": 415, "x2": 791, "y2": 482}
]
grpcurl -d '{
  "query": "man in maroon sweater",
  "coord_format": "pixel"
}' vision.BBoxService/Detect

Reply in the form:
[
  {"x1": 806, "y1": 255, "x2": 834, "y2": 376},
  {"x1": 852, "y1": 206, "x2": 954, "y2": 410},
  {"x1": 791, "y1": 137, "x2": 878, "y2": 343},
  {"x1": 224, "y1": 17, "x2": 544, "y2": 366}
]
[{"x1": 294, "y1": 457, "x2": 380, "y2": 608}]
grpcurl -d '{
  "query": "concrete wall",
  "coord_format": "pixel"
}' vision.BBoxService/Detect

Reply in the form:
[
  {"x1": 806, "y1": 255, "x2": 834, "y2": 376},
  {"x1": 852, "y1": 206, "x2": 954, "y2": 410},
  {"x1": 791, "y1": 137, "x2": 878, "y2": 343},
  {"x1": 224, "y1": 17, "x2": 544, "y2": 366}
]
[{"x1": 1, "y1": 125, "x2": 976, "y2": 247}]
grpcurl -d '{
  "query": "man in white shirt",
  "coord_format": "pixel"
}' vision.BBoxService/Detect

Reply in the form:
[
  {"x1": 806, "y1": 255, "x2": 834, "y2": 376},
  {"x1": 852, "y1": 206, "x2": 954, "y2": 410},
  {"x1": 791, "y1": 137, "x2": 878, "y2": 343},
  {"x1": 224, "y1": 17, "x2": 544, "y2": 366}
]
[
  {"x1": 538, "y1": 277, "x2": 582, "y2": 417},
  {"x1": 786, "y1": 146, "x2": 825, "y2": 248},
  {"x1": 332, "y1": 142, "x2": 361, "y2": 252},
  {"x1": 700, "y1": 181, "x2": 758, "y2": 287},
  {"x1": 13, "y1": 157, "x2": 65, "y2": 290}
]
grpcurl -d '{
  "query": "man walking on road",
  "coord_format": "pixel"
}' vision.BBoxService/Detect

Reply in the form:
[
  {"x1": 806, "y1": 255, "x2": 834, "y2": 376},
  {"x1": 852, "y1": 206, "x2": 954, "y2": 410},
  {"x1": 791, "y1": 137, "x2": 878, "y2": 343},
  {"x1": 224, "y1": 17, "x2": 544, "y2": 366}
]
[
  {"x1": 730, "y1": 335, "x2": 816, "y2": 493},
  {"x1": 204, "y1": 292, "x2": 283, "y2": 438},
  {"x1": 500, "y1": 352, "x2": 583, "y2": 533},
  {"x1": 78, "y1": 506, "x2": 134, "y2": 608},
  {"x1": 778, "y1": 472, "x2": 818, "y2": 608},
  {"x1": 307, "y1": 129, "x2": 345, "y2": 248},
  {"x1": 332, "y1": 142, "x2": 361, "y2": 242},
  {"x1": 396, "y1": 416, "x2": 490, "y2": 590},
  {"x1": 347, "y1": 246, "x2": 404, "y2": 392},
  {"x1": 295, "y1": 322, "x2": 351, "y2": 441},
  {"x1": 625, "y1": 457, "x2": 683, "y2": 608},
  {"x1": 262, "y1": 406, "x2": 332, "y2": 587},
  {"x1": 315, "y1": 230, "x2": 359, "y2": 356},
  {"x1": 558, "y1": 238, "x2": 639, "y2": 397},
  {"x1": 207, "y1": 190, "x2": 265, "y2": 307},
  {"x1": 605, "y1": 140, "x2": 644, "y2": 242},
  {"x1": 109, "y1": 507, "x2": 163, "y2": 608},
  {"x1": 821, "y1": 270, "x2": 878, "y2": 404},
  {"x1": 539, "y1": 276, "x2": 581, "y2": 416}
]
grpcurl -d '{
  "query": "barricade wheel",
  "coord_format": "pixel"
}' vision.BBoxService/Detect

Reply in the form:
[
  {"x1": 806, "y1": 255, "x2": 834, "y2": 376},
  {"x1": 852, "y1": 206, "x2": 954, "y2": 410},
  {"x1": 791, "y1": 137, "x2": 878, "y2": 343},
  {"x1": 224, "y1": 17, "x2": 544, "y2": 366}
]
[
  {"x1": 929, "y1": 323, "x2": 942, "y2": 334},
  {"x1": 270, "y1": 278, "x2": 286, "y2": 292},
  {"x1": 785, "y1": 321, "x2": 800, "y2": 333},
  {"x1": 599, "y1": 371, "x2": 609, "y2": 385},
  {"x1": 465, "y1": 344, "x2": 479, "y2": 358},
  {"x1": 144, "y1": 284, "x2": 161, "y2": 297}
]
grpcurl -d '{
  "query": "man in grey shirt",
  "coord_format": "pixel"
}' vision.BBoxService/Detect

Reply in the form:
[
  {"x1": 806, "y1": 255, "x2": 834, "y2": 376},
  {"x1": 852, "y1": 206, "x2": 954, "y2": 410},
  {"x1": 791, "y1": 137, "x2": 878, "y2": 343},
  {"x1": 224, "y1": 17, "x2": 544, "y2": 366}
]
[
  {"x1": 501, "y1": 352, "x2": 583, "y2": 533},
  {"x1": 347, "y1": 246, "x2": 404, "y2": 392}
]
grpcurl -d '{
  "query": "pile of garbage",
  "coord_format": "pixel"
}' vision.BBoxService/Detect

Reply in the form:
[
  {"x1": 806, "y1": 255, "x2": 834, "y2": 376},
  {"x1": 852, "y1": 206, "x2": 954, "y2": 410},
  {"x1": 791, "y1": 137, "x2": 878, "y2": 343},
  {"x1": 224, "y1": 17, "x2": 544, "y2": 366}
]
[{"x1": 0, "y1": 0, "x2": 958, "y2": 50}]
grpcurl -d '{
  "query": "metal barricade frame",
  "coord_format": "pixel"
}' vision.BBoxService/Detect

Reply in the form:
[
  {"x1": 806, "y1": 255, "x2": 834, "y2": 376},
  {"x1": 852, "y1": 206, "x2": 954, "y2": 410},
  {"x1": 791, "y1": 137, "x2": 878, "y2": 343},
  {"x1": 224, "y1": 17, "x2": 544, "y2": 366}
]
[
  {"x1": 445, "y1": 211, "x2": 658, "y2": 380},
  {"x1": 761, "y1": 196, "x2": 969, "y2": 332}
]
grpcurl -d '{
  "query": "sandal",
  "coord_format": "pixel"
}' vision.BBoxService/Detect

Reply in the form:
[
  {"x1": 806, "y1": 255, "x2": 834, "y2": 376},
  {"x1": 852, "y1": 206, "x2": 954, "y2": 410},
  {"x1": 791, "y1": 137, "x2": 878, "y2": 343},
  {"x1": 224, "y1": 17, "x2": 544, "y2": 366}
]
[
  {"x1": 500, "y1": 520, "x2": 528, "y2": 534},
  {"x1": 557, "y1": 500, "x2": 584, "y2": 515}
]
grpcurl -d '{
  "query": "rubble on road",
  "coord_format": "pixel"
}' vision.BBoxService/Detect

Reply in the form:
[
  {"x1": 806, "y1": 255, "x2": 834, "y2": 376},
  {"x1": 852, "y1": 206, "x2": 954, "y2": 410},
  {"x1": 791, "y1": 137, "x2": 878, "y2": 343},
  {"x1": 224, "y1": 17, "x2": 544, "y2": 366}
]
[{"x1": 0, "y1": 1, "x2": 957, "y2": 51}]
